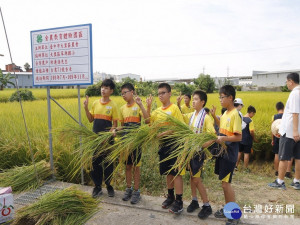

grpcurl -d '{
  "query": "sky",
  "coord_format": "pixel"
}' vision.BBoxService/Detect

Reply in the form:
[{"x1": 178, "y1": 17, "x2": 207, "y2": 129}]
[{"x1": 1, "y1": 0, "x2": 300, "y2": 80}]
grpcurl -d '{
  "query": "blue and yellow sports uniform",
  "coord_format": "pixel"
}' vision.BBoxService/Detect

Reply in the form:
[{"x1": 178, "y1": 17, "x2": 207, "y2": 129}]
[
  {"x1": 184, "y1": 111, "x2": 216, "y2": 177},
  {"x1": 151, "y1": 103, "x2": 185, "y2": 176},
  {"x1": 89, "y1": 99, "x2": 119, "y2": 187},
  {"x1": 120, "y1": 102, "x2": 143, "y2": 167},
  {"x1": 215, "y1": 108, "x2": 242, "y2": 183}
]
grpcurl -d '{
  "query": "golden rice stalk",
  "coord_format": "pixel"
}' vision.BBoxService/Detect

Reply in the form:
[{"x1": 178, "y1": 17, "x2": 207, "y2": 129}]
[
  {"x1": 12, "y1": 187, "x2": 99, "y2": 225},
  {"x1": 0, "y1": 160, "x2": 52, "y2": 193}
]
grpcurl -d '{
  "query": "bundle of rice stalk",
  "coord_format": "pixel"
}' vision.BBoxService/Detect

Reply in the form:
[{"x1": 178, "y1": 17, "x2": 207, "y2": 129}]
[
  {"x1": 59, "y1": 124, "x2": 114, "y2": 177},
  {"x1": 0, "y1": 160, "x2": 51, "y2": 192},
  {"x1": 13, "y1": 187, "x2": 99, "y2": 225},
  {"x1": 154, "y1": 113, "x2": 220, "y2": 176},
  {"x1": 105, "y1": 124, "x2": 160, "y2": 176}
]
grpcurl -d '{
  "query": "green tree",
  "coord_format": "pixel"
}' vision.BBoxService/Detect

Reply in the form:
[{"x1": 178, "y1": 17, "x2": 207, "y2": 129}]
[
  {"x1": 0, "y1": 69, "x2": 15, "y2": 90},
  {"x1": 193, "y1": 74, "x2": 215, "y2": 93},
  {"x1": 173, "y1": 83, "x2": 196, "y2": 95},
  {"x1": 24, "y1": 62, "x2": 31, "y2": 72}
]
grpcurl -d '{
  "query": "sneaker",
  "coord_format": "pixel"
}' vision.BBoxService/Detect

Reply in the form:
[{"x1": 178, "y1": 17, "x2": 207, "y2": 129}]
[
  {"x1": 162, "y1": 195, "x2": 175, "y2": 209},
  {"x1": 285, "y1": 172, "x2": 292, "y2": 179},
  {"x1": 214, "y1": 208, "x2": 225, "y2": 218},
  {"x1": 107, "y1": 185, "x2": 115, "y2": 197},
  {"x1": 226, "y1": 218, "x2": 240, "y2": 225},
  {"x1": 92, "y1": 186, "x2": 103, "y2": 198},
  {"x1": 169, "y1": 200, "x2": 183, "y2": 214},
  {"x1": 198, "y1": 205, "x2": 212, "y2": 219},
  {"x1": 275, "y1": 171, "x2": 278, "y2": 176},
  {"x1": 291, "y1": 181, "x2": 300, "y2": 190},
  {"x1": 268, "y1": 180, "x2": 286, "y2": 190},
  {"x1": 122, "y1": 188, "x2": 132, "y2": 201},
  {"x1": 130, "y1": 190, "x2": 141, "y2": 204},
  {"x1": 187, "y1": 200, "x2": 199, "y2": 213}
]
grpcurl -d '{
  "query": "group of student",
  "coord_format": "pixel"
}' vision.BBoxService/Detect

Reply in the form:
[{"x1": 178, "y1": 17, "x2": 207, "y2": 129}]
[{"x1": 83, "y1": 78, "x2": 255, "y2": 225}]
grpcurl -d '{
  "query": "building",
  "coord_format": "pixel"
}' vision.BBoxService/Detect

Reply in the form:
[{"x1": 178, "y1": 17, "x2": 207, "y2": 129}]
[
  {"x1": 93, "y1": 72, "x2": 141, "y2": 83},
  {"x1": 4, "y1": 72, "x2": 36, "y2": 89},
  {"x1": 252, "y1": 69, "x2": 300, "y2": 87},
  {"x1": 115, "y1": 73, "x2": 141, "y2": 82}
]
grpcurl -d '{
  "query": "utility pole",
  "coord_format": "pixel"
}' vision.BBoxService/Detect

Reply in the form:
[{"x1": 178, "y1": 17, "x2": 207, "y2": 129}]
[{"x1": 227, "y1": 66, "x2": 229, "y2": 78}]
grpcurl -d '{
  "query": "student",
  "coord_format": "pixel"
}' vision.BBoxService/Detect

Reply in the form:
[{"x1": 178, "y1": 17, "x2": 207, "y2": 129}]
[
  {"x1": 119, "y1": 83, "x2": 149, "y2": 204},
  {"x1": 211, "y1": 106, "x2": 227, "y2": 135},
  {"x1": 272, "y1": 102, "x2": 284, "y2": 176},
  {"x1": 269, "y1": 73, "x2": 300, "y2": 190},
  {"x1": 234, "y1": 98, "x2": 246, "y2": 130},
  {"x1": 214, "y1": 85, "x2": 242, "y2": 225},
  {"x1": 84, "y1": 79, "x2": 118, "y2": 198},
  {"x1": 236, "y1": 105, "x2": 258, "y2": 172},
  {"x1": 177, "y1": 93, "x2": 193, "y2": 114},
  {"x1": 271, "y1": 102, "x2": 294, "y2": 178},
  {"x1": 182, "y1": 90, "x2": 215, "y2": 219},
  {"x1": 147, "y1": 83, "x2": 185, "y2": 214}
]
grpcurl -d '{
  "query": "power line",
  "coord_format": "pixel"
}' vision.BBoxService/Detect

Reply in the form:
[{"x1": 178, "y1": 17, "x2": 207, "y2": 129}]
[{"x1": 96, "y1": 44, "x2": 300, "y2": 59}]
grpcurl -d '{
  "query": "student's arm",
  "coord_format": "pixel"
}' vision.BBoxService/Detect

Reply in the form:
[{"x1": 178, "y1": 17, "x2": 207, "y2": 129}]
[
  {"x1": 216, "y1": 133, "x2": 242, "y2": 144},
  {"x1": 293, "y1": 113, "x2": 300, "y2": 142},
  {"x1": 145, "y1": 94, "x2": 153, "y2": 124},
  {"x1": 210, "y1": 105, "x2": 220, "y2": 127},
  {"x1": 83, "y1": 95, "x2": 94, "y2": 123},
  {"x1": 176, "y1": 94, "x2": 183, "y2": 112},
  {"x1": 202, "y1": 116, "x2": 217, "y2": 148},
  {"x1": 135, "y1": 95, "x2": 150, "y2": 124},
  {"x1": 250, "y1": 121, "x2": 258, "y2": 143}
]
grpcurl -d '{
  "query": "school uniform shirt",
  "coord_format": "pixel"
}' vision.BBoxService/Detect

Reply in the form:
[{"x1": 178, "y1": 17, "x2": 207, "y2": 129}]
[
  {"x1": 183, "y1": 111, "x2": 216, "y2": 134},
  {"x1": 279, "y1": 85, "x2": 300, "y2": 139},
  {"x1": 240, "y1": 117, "x2": 255, "y2": 146},
  {"x1": 151, "y1": 103, "x2": 184, "y2": 123},
  {"x1": 219, "y1": 108, "x2": 242, "y2": 162},
  {"x1": 89, "y1": 99, "x2": 119, "y2": 133},
  {"x1": 181, "y1": 104, "x2": 194, "y2": 114},
  {"x1": 119, "y1": 102, "x2": 143, "y2": 127}
]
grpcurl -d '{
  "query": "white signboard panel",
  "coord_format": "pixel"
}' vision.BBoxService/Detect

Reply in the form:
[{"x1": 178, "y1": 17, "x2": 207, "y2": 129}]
[{"x1": 31, "y1": 24, "x2": 93, "y2": 86}]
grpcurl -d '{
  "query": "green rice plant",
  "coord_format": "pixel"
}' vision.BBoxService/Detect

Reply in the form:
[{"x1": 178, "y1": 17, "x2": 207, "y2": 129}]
[
  {"x1": 12, "y1": 187, "x2": 99, "y2": 225},
  {"x1": 0, "y1": 160, "x2": 52, "y2": 192},
  {"x1": 105, "y1": 124, "x2": 160, "y2": 178},
  {"x1": 154, "y1": 112, "x2": 219, "y2": 176},
  {"x1": 59, "y1": 123, "x2": 114, "y2": 178}
]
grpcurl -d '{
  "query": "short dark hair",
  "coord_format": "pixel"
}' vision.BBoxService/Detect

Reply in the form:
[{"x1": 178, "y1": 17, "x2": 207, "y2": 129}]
[
  {"x1": 101, "y1": 79, "x2": 115, "y2": 90},
  {"x1": 204, "y1": 107, "x2": 210, "y2": 114},
  {"x1": 158, "y1": 83, "x2": 171, "y2": 92},
  {"x1": 184, "y1": 94, "x2": 191, "y2": 99},
  {"x1": 193, "y1": 90, "x2": 207, "y2": 107},
  {"x1": 287, "y1": 73, "x2": 299, "y2": 84},
  {"x1": 121, "y1": 83, "x2": 135, "y2": 91},
  {"x1": 219, "y1": 85, "x2": 236, "y2": 101},
  {"x1": 234, "y1": 103, "x2": 242, "y2": 107},
  {"x1": 221, "y1": 108, "x2": 227, "y2": 115},
  {"x1": 276, "y1": 101, "x2": 284, "y2": 111},
  {"x1": 247, "y1": 105, "x2": 256, "y2": 114}
]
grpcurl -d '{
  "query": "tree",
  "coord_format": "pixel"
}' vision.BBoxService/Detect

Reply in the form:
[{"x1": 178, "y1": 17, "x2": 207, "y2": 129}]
[
  {"x1": 0, "y1": 69, "x2": 15, "y2": 90},
  {"x1": 24, "y1": 62, "x2": 31, "y2": 72},
  {"x1": 194, "y1": 74, "x2": 215, "y2": 93}
]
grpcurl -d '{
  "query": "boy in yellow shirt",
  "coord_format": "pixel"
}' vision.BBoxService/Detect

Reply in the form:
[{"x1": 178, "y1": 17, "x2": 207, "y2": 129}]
[
  {"x1": 119, "y1": 83, "x2": 149, "y2": 204},
  {"x1": 214, "y1": 85, "x2": 242, "y2": 225},
  {"x1": 177, "y1": 93, "x2": 193, "y2": 114},
  {"x1": 147, "y1": 83, "x2": 185, "y2": 214},
  {"x1": 84, "y1": 79, "x2": 119, "y2": 198},
  {"x1": 182, "y1": 90, "x2": 216, "y2": 219}
]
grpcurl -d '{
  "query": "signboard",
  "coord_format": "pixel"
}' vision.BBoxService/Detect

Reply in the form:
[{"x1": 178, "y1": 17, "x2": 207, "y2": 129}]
[{"x1": 31, "y1": 24, "x2": 93, "y2": 86}]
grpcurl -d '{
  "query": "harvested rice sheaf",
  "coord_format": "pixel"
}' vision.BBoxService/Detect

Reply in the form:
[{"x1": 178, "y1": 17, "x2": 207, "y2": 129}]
[
  {"x1": 0, "y1": 160, "x2": 52, "y2": 192},
  {"x1": 13, "y1": 187, "x2": 99, "y2": 225}
]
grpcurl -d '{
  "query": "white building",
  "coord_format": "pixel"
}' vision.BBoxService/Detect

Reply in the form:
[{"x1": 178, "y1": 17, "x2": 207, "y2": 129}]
[
  {"x1": 93, "y1": 72, "x2": 141, "y2": 83},
  {"x1": 252, "y1": 70, "x2": 300, "y2": 87}
]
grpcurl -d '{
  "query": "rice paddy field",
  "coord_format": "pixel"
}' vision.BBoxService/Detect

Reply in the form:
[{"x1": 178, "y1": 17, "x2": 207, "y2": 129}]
[{"x1": 0, "y1": 89, "x2": 293, "y2": 208}]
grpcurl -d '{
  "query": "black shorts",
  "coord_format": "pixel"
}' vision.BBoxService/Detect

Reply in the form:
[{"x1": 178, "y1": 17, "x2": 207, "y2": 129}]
[
  {"x1": 158, "y1": 144, "x2": 179, "y2": 176},
  {"x1": 214, "y1": 157, "x2": 235, "y2": 183},
  {"x1": 189, "y1": 153, "x2": 205, "y2": 176},
  {"x1": 239, "y1": 144, "x2": 252, "y2": 154},
  {"x1": 272, "y1": 137, "x2": 280, "y2": 154},
  {"x1": 125, "y1": 148, "x2": 142, "y2": 166},
  {"x1": 279, "y1": 135, "x2": 300, "y2": 161}
]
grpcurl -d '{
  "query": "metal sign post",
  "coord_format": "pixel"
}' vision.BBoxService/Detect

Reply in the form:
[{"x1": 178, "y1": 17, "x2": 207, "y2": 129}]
[
  {"x1": 78, "y1": 85, "x2": 84, "y2": 185},
  {"x1": 47, "y1": 86, "x2": 55, "y2": 179}
]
